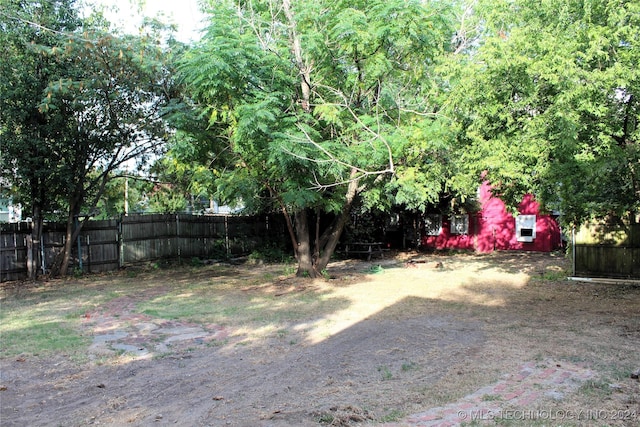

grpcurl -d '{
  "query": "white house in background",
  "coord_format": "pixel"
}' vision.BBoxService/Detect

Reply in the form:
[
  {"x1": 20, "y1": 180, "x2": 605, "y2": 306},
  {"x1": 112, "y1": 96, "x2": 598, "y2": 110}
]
[{"x1": 0, "y1": 196, "x2": 21, "y2": 223}]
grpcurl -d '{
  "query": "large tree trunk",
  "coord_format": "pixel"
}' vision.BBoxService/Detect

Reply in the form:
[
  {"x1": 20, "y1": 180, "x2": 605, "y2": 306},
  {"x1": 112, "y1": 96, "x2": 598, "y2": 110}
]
[
  {"x1": 27, "y1": 205, "x2": 43, "y2": 280},
  {"x1": 51, "y1": 196, "x2": 82, "y2": 277},
  {"x1": 57, "y1": 211, "x2": 76, "y2": 277},
  {"x1": 294, "y1": 209, "x2": 315, "y2": 277},
  {"x1": 292, "y1": 170, "x2": 361, "y2": 278},
  {"x1": 315, "y1": 173, "x2": 360, "y2": 271},
  {"x1": 280, "y1": 3, "x2": 363, "y2": 277},
  {"x1": 52, "y1": 170, "x2": 111, "y2": 277},
  {"x1": 27, "y1": 183, "x2": 46, "y2": 280}
]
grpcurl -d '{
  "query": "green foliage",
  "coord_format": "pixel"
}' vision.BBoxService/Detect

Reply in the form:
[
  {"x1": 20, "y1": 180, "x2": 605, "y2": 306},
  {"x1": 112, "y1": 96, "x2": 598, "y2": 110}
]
[
  {"x1": 1, "y1": 0, "x2": 178, "y2": 209},
  {"x1": 0, "y1": 0, "x2": 81, "y2": 217},
  {"x1": 177, "y1": 0, "x2": 459, "y2": 211},
  {"x1": 248, "y1": 243, "x2": 293, "y2": 264},
  {"x1": 189, "y1": 257, "x2": 204, "y2": 267},
  {"x1": 147, "y1": 187, "x2": 188, "y2": 213},
  {"x1": 1, "y1": 0, "x2": 182, "y2": 274},
  {"x1": 173, "y1": 0, "x2": 459, "y2": 275},
  {"x1": 367, "y1": 264, "x2": 385, "y2": 275},
  {"x1": 446, "y1": 0, "x2": 640, "y2": 224},
  {"x1": 94, "y1": 174, "x2": 153, "y2": 218}
]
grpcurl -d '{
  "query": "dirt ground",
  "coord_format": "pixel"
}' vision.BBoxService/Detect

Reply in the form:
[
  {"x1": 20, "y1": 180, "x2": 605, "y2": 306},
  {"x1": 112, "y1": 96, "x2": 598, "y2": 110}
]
[{"x1": 1, "y1": 251, "x2": 639, "y2": 426}]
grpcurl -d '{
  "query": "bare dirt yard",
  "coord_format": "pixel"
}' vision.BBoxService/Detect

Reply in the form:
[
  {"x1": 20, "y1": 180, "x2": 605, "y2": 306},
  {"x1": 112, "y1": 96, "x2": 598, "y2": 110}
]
[{"x1": 1, "y1": 251, "x2": 639, "y2": 426}]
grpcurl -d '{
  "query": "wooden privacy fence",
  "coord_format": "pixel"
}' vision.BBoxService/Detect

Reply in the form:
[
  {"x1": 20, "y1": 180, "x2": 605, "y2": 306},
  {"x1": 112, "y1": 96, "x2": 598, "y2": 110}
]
[
  {"x1": 574, "y1": 245, "x2": 640, "y2": 279},
  {"x1": 573, "y1": 222, "x2": 640, "y2": 279},
  {"x1": 0, "y1": 213, "x2": 288, "y2": 282}
]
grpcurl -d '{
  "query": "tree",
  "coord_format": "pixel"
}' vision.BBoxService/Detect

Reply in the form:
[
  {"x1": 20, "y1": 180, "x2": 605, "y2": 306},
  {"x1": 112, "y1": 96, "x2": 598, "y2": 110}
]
[
  {"x1": 148, "y1": 138, "x2": 216, "y2": 213},
  {"x1": 1, "y1": 0, "x2": 81, "y2": 278},
  {"x1": 446, "y1": 0, "x2": 640, "y2": 225},
  {"x1": 0, "y1": 0, "x2": 180, "y2": 276},
  {"x1": 175, "y1": 0, "x2": 457, "y2": 276},
  {"x1": 93, "y1": 173, "x2": 153, "y2": 218}
]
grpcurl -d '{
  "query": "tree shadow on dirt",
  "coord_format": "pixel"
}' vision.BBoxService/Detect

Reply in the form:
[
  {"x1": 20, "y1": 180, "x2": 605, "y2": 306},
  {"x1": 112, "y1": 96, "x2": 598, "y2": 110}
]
[
  {"x1": 2, "y1": 256, "x2": 638, "y2": 427},
  {"x1": 0, "y1": 294, "x2": 486, "y2": 426}
]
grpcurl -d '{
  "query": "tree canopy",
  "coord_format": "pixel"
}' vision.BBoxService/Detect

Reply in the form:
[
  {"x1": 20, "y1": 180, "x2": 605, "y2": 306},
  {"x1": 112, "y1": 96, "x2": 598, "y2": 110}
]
[
  {"x1": 1, "y1": 0, "x2": 180, "y2": 276},
  {"x1": 173, "y1": 0, "x2": 459, "y2": 276},
  {"x1": 446, "y1": 0, "x2": 640, "y2": 224},
  {"x1": 2, "y1": 0, "x2": 638, "y2": 278}
]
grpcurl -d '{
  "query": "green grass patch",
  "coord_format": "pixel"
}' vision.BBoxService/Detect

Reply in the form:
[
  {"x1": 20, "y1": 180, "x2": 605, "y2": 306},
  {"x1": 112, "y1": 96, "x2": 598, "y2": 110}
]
[
  {"x1": 578, "y1": 379, "x2": 614, "y2": 398},
  {"x1": 317, "y1": 413, "x2": 335, "y2": 424},
  {"x1": 1, "y1": 319, "x2": 88, "y2": 357},
  {"x1": 138, "y1": 295, "x2": 225, "y2": 321},
  {"x1": 531, "y1": 267, "x2": 569, "y2": 282},
  {"x1": 481, "y1": 394, "x2": 502, "y2": 401},
  {"x1": 0, "y1": 262, "x2": 350, "y2": 359},
  {"x1": 0, "y1": 293, "x2": 98, "y2": 358},
  {"x1": 378, "y1": 365, "x2": 393, "y2": 380},
  {"x1": 379, "y1": 409, "x2": 404, "y2": 422},
  {"x1": 134, "y1": 279, "x2": 347, "y2": 331},
  {"x1": 401, "y1": 361, "x2": 419, "y2": 372}
]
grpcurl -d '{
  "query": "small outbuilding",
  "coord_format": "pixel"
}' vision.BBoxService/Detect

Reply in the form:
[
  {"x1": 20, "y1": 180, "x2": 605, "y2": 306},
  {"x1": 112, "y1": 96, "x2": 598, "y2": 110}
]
[{"x1": 420, "y1": 182, "x2": 562, "y2": 253}]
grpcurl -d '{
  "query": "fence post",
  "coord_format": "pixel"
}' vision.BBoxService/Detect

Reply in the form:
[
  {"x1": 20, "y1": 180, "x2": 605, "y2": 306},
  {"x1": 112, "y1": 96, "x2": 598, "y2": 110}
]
[
  {"x1": 571, "y1": 225, "x2": 576, "y2": 277},
  {"x1": 118, "y1": 214, "x2": 124, "y2": 268},
  {"x1": 225, "y1": 215, "x2": 230, "y2": 257},
  {"x1": 86, "y1": 234, "x2": 91, "y2": 273},
  {"x1": 40, "y1": 237, "x2": 46, "y2": 275},
  {"x1": 26, "y1": 234, "x2": 34, "y2": 280},
  {"x1": 176, "y1": 213, "x2": 181, "y2": 260}
]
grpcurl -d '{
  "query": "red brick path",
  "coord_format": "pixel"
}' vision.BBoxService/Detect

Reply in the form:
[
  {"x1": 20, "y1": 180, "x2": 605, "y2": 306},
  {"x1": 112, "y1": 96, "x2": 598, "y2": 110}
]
[{"x1": 384, "y1": 359, "x2": 594, "y2": 427}]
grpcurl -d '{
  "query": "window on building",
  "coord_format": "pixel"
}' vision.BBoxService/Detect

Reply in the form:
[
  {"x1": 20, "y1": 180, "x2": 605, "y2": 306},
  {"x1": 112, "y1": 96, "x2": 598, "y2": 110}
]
[
  {"x1": 450, "y1": 214, "x2": 469, "y2": 235},
  {"x1": 424, "y1": 214, "x2": 442, "y2": 236}
]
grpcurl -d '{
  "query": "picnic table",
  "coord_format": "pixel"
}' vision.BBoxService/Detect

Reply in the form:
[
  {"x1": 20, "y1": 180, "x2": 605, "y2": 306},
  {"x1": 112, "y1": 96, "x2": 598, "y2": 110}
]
[{"x1": 344, "y1": 242, "x2": 388, "y2": 261}]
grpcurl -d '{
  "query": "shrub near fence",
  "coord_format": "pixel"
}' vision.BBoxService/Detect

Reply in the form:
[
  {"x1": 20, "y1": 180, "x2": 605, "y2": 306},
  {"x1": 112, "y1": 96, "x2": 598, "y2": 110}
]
[{"x1": 0, "y1": 213, "x2": 288, "y2": 282}]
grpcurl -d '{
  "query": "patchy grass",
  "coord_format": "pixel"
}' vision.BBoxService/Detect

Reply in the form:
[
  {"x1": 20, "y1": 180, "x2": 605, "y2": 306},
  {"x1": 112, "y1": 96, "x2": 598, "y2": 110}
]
[
  {"x1": 1, "y1": 252, "x2": 639, "y2": 426},
  {"x1": 0, "y1": 279, "x2": 122, "y2": 357}
]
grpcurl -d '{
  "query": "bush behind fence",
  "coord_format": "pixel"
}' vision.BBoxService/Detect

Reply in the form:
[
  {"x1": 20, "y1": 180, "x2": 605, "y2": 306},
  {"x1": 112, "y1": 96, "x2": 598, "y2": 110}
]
[{"x1": 0, "y1": 213, "x2": 289, "y2": 282}]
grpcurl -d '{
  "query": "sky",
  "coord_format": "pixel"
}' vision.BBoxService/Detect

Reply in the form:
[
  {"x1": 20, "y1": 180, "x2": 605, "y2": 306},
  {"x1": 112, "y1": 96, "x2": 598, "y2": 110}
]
[{"x1": 90, "y1": 0, "x2": 207, "y2": 42}]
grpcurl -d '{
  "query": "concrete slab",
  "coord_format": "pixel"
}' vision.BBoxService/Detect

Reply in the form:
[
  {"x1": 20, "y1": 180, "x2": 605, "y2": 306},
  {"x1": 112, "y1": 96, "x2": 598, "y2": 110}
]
[{"x1": 92, "y1": 331, "x2": 129, "y2": 343}]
